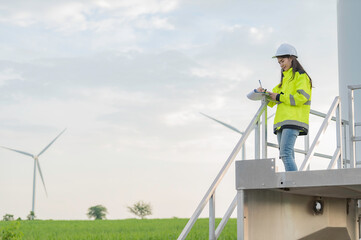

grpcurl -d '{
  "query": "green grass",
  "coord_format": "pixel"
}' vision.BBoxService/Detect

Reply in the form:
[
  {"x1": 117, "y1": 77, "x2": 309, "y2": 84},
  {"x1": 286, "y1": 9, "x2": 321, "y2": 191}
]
[{"x1": 0, "y1": 218, "x2": 237, "y2": 240}]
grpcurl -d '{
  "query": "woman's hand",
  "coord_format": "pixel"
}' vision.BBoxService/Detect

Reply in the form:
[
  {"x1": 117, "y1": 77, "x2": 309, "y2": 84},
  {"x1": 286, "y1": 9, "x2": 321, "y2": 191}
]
[
  {"x1": 267, "y1": 91, "x2": 278, "y2": 101},
  {"x1": 256, "y1": 87, "x2": 265, "y2": 92}
]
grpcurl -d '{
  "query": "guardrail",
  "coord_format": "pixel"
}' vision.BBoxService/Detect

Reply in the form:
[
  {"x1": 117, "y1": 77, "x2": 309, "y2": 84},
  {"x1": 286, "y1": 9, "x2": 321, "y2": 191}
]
[
  {"x1": 178, "y1": 92, "x2": 354, "y2": 239},
  {"x1": 348, "y1": 84, "x2": 361, "y2": 168},
  {"x1": 177, "y1": 99, "x2": 268, "y2": 240},
  {"x1": 300, "y1": 97, "x2": 343, "y2": 170}
]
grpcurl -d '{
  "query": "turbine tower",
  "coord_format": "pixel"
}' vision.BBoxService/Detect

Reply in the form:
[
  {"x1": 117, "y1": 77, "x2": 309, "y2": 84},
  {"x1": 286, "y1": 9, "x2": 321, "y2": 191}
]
[{"x1": 1, "y1": 128, "x2": 66, "y2": 219}]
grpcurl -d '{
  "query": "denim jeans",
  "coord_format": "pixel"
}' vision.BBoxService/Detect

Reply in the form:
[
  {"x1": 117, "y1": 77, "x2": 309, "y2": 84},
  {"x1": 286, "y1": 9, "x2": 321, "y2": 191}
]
[{"x1": 277, "y1": 128, "x2": 300, "y2": 171}]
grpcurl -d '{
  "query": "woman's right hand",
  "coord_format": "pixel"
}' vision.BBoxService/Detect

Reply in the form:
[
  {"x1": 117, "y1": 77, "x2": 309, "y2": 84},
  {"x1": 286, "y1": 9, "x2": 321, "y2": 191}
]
[{"x1": 256, "y1": 87, "x2": 265, "y2": 92}]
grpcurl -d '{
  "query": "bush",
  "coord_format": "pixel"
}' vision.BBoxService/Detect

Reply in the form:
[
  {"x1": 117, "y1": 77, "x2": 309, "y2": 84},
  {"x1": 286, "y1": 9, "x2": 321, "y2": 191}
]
[
  {"x1": 26, "y1": 211, "x2": 35, "y2": 220},
  {"x1": 2, "y1": 214, "x2": 14, "y2": 221},
  {"x1": 127, "y1": 201, "x2": 152, "y2": 219},
  {"x1": 87, "y1": 205, "x2": 108, "y2": 220},
  {"x1": 0, "y1": 221, "x2": 23, "y2": 240}
]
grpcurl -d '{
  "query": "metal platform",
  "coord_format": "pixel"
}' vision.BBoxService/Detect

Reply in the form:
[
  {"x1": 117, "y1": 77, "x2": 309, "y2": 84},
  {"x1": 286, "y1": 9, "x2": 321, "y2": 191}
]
[
  {"x1": 236, "y1": 158, "x2": 361, "y2": 199},
  {"x1": 235, "y1": 159, "x2": 361, "y2": 240}
]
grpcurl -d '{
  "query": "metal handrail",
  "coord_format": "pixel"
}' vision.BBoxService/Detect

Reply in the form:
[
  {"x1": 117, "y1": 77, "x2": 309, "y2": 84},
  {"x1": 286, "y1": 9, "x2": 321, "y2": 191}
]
[
  {"x1": 215, "y1": 194, "x2": 237, "y2": 238},
  {"x1": 179, "y1": 95, "x2": 349, "y2": 239},
  {"x1": 267, "y1": 142, "x2": 334, "y2": 159},
  {"x1": 348, "y1": 84, "x2": 361, "y2": 167},
  {"x1": 177, "y1": 99, "x2": 268, "y2": 240},
  {"x1": 263, "y1": 108, "x2": 344, "y2": 165},
  {"x1": 300, "y1": 97, "x2": 342, "y2": 170},
  {"x1": 310, "y1": 109, "x2": 348, "y2": 125},
  {"x1": 220, "y1": 97, "x2": 345, "y2": 236}
]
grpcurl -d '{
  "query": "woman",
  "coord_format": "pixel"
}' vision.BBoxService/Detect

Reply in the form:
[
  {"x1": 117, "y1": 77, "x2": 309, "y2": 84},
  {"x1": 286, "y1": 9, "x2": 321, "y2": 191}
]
[{"x1": 258, "y1": 43, "x2": 312, "y2": 171}]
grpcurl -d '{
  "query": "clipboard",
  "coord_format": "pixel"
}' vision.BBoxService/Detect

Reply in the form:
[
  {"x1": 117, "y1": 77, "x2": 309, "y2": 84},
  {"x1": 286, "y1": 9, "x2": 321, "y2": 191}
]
[{"x1": 247, "y1": 89, "x2": 270, "y2": 101}]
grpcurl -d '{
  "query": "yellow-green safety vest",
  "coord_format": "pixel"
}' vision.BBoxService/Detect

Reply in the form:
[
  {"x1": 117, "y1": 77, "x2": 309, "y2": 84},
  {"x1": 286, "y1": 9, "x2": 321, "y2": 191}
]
[{"x1": 268, "y1": 67, "x2": 312, "y2": 135}]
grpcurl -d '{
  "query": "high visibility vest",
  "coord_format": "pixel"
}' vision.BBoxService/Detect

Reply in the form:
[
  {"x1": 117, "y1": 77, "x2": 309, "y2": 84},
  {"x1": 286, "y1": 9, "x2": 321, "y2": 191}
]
[{"x1": 268, "y1": 67, "x2": 312, "y2": 135}]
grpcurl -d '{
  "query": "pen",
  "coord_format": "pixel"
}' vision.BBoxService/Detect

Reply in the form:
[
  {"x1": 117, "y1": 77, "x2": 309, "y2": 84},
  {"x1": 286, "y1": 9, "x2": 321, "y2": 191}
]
[{"x1": 259, "y1": 80, "x2": 267, "y2": 93}]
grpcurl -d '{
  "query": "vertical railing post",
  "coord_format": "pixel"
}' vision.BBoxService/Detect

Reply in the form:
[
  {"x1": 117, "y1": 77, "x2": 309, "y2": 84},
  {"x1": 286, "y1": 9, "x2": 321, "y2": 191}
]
[
  {"x1": 255, "y1": 99, "x2": 265, "y2": 160},
  {"x1": 255, "y1": 120, "x2": 260, "y2": 159},
  {"x1": 241, "y1": 143, "x2": 246, "y2": 160},
  {"x1": 237, "y1": 190, "x2": 245, "y2": 240},
  {"x1": 304, "y1": 134, "x2": 310, "y2": 170},
  {"x1": 261, "y1": 98, "x2": 267, "y2": 159},
  {"x1": 336, "y1": 103, "x2": 343, "y2": 169},
  {"x1": 209, "y1": 193, "x2": 216, "y2": 240},
  {"x1": 342, "y1": 123, "x2": 347, "y2": 168},
  {"x1": 348, "y1": 88, "x2": 356, "y2": 168}
]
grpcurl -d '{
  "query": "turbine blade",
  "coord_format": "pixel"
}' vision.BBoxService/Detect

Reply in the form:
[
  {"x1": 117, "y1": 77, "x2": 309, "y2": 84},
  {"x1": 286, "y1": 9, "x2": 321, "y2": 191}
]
[
  {"x1": 36, "y1": 159, "x2": 48, "y2": 197},
  {"x1": 38, "y1": 128, "x2": 66, "y2": 157},
  {"x1": 200, "y1": 112, "x2": 244, "y2": 135},
  {"x1": 0, "y1": 146, "x2": 34, "y2": 158}
]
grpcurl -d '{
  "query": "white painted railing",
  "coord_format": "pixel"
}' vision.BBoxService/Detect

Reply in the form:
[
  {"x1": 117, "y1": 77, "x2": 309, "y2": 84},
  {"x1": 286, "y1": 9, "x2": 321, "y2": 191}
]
[
  {"x1": 348, "y1": 85, "x2": 361, "y2": 168},
  {"x1": 178, "y1": 93, "x2": 354, "y2": 239},
  {"x1": 177, "y1": 98, "x2": 268, "y2": 240}
]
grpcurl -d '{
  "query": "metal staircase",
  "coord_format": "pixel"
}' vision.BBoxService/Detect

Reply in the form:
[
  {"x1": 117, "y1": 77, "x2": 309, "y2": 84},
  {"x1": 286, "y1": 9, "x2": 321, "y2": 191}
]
[{"x1": 178, "y1": 85, "x2": 361, "y2": 240}]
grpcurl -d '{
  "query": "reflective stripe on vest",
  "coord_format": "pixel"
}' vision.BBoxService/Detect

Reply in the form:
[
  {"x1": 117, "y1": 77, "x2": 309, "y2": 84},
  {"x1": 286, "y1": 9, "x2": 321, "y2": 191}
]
[
  {"x1": 274, "y1": 120, "x2": 309, "y2": 131},
  {"x1": 297, "y1": 89, "x2": 310, "y2": 100},
  {"x1": 289, "y1": 94, "x2": 296, "y2": 106}
]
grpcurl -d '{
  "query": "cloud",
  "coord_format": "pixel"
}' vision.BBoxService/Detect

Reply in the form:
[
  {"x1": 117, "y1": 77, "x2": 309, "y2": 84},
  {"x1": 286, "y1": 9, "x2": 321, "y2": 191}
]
[
  {"x1": 135, "y1": 16, "x2": 175, "y2": 30},
  {"x1": 191, "y1": 61, "x2": 253, "y2": 82},
  {"x1": 76, "y1": 87, "x2": 153, "y2": 106},
  {"x1": 96, "y1": 0, "x2": 179, "y2": 17},
  {"x1": 0, "y1": 0, "x2": 179, "y2": 33},
  {"x1": 222, "y1": 24, "x2": 274, "y2": 44},
  {"x1": 44, "y1": 2, "x2": 89, "y2": 32},
  {"x1": 0, "y1": 68, "x2": 24, "y2": 87},
  {"x1": 162, "y1": 110, "x2": 198, "y2": 127},
  {"x1": 0, "y1": 50, "x2": 219, "y2": 132}
]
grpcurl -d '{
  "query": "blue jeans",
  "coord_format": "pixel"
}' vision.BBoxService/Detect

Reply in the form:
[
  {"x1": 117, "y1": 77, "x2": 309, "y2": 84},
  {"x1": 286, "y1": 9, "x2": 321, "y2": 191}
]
[{"x1": 277, "y1": 128, "x2": 300, "y2": 171}]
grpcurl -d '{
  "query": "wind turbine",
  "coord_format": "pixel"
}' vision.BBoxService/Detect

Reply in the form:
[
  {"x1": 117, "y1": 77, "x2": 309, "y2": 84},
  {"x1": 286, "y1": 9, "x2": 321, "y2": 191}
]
[
  {"x1": 200, "y1": 112, "x2": 274, "y2": 159},
  {"x1": 0, "y1": 128, "x2": 66, "y2": 219}
]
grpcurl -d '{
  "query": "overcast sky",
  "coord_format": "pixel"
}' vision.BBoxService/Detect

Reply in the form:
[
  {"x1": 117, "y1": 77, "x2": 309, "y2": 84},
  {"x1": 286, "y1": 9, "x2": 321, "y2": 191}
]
[{"x1": 0, "y1": 0, "x2": 339, "y2": 220}]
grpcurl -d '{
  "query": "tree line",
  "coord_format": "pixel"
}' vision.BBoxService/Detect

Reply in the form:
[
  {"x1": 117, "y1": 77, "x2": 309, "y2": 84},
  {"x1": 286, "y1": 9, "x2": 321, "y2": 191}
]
[
  {"x1": 87, "y1": 201, "x2": 152, "y2": 220},
  {"x1": 3, "y1": 201, "x2": 152, "y2": 221}
]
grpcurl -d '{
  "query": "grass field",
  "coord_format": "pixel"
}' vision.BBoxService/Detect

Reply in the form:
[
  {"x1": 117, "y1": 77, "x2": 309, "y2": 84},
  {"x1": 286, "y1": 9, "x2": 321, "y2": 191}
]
[{"x1": 0, "y1": 218, "x2": 237, "y2": 240}]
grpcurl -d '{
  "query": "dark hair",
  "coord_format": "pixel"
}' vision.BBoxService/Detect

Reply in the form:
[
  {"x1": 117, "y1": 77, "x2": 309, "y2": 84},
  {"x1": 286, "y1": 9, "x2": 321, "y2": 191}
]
[{"x1": 278, "y1": 55, "x2": 312, "y2": 88}]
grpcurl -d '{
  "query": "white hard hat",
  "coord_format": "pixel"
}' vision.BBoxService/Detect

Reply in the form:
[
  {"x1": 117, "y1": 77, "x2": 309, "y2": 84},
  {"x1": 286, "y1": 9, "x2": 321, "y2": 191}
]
[{"x1": 272, "y1": 43, "x2": 298, "y2": 58}]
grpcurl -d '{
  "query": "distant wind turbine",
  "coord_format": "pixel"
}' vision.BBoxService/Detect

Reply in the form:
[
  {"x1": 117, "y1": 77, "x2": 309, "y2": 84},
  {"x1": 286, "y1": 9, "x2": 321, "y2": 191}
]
[
  {"x1": 200, "y1": 112, "x2": 274, "y2": 159},
  {"x1": 0, "y1": 128, "x2": 66, "y2": 219}
]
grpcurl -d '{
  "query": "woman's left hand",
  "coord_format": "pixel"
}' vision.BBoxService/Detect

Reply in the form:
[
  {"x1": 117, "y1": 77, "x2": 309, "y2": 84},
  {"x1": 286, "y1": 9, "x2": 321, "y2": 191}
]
[{"x1": 267, "y1": 91, "x2": 278, "y2": 101}]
